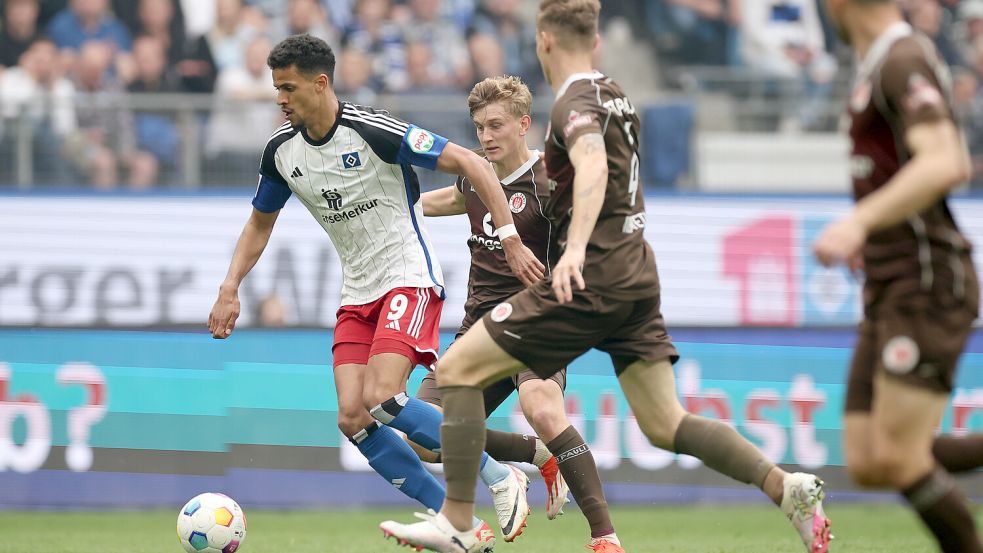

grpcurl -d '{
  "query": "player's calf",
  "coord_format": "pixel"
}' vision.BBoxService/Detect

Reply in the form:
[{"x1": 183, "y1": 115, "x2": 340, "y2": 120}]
[{"x1": 371, "y1": 392, "x2": 443, "y2": 453}]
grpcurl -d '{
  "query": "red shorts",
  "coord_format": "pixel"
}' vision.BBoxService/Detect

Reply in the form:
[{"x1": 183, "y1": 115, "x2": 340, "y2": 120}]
[{"x1": 333, "y1": 287, "x2": 443, "y2": 369}]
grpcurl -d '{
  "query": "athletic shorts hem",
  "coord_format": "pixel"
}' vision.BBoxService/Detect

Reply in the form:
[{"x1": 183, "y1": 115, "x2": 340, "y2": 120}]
[{"x1": 486, "y1": 325, "x2": 565, "y2": 379}]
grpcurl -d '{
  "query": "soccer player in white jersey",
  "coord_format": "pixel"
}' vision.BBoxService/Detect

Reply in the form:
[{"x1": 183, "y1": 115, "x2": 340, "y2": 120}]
[{"x1": 207, "y1": 35, "x2": 544, "y2": 547}]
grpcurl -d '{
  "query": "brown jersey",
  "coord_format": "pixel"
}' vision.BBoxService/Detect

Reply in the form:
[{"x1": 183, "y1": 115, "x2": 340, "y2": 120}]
[
  {"x1": 848, "y1": 23, "x2": 975, "y2": 311},
  {"x1": 457, "y1": 153, "x2": 553, "y2": 315},
  {"x1": 544, "y1": 72, "x2": 659, "y2": 301}
]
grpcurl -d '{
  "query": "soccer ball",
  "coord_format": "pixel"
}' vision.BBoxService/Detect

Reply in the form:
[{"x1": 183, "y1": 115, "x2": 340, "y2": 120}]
[{"x1": 176, "y1": 493, "x2": 247, "y2": 553}]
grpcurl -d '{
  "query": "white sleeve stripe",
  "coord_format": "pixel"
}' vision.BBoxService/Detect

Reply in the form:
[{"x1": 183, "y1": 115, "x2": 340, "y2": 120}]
[
  {"x1": 343, "y1": 104, "x2": 409, "y2": 128},
  {"x1": 342, "y1": 113, "x2": 407, "y2": 136},
  {"x1": 267, "y1": 122, "x2": 292, "y2": 141},
  {"x1": 342, "y1": 112, "x2": 409, "y2": 135},
  {"x1": 342, "y1": 106, "x2": 409, "y2": 131},
  {"x1": 267, "y1": 129, "x2": 293, "y2": 144}
]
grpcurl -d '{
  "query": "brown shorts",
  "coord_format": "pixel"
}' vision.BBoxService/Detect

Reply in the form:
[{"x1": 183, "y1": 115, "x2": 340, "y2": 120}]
[
  {"x1": 483, "y1": 279, "x2": 679, "y2": 379},
  {"x1": 845, "y1": 302, "x2": 977, "y2": 412},
  {"x1": 415, "y1": 368, "x2": 566, "y2": 418}
]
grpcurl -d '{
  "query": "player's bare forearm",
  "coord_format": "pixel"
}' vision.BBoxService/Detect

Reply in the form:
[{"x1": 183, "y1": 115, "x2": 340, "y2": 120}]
[
  {"x1": 220, "y1": 208, "x2": 279, "y2": 292},
  {"x1": 452, "y1": 147, "x2": 515, "y2": 230},
  {"x1": 436, "y1": 142, "x2": 514, "y2": 227},
  {"x1": 852, "y1": 120, "x2": 970, "y2": 233},
  {"x1": 421, "y1": 185, "x2": 466, "y2": 217},
  {"x1": 209, "y1": 209, "x2": 277, "y2": 338},
  {"x1": 566, "y1": 133, "x2": 608, "y2": 252},
  {"x1": 438, "y1": 142, "x2": 544, "y2": 284}
]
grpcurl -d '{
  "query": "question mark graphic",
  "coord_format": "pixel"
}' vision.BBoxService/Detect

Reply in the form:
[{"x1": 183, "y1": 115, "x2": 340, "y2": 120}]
[
  {"x1": 0, "y1": 362, "x2": 52, "y2": 473},
  {"x1": 56, "y1": 362, "x2": 107, "y2": 472}
]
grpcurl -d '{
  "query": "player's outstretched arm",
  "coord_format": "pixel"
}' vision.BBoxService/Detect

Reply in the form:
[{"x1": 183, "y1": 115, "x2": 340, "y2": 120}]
[
  {"x1": 208, "y1": 208, "x2": 280, "y2": 339},
  {"x1": 421, "y1": 185, "x2": 466, "y2": 217},
  {"x1": 813, "y1": 118, "x2": 970, "y2": 268},
  {"x1": 552, "y1": 132, "x2": 608, "y2": 303},
  {"x1": 436, "y1": 142, "x2": 545, "y2": 285}
]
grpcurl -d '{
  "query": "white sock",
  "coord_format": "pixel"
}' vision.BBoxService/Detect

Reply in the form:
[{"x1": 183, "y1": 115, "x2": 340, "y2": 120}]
[
  {"x1": 532, "y1": 438, "x2": 552, "y2": 468},
  {"x1": 593, "y1": 533, "x2": 620, "y2": 546}
]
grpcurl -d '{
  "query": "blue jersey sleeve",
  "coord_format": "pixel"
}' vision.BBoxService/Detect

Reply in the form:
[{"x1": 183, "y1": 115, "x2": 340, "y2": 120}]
[
  {"x1": 252, "y1": 174, "x2": 292, "y2": 213},
  {"x1": 252, "y1": 130, "x2": 294, "y2": 212},
  {"x1": 396, "y1": 125, "x2": 449, "y2": 171}
]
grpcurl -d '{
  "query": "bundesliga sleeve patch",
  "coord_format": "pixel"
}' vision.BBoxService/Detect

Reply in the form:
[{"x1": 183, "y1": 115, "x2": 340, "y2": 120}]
[
  {"x1": 563, "y1": 110, "x2": 594, "y2": 138},
  {"x1": 903, "y1": 73, "x2": 944, "y2": 114},
  {"x1": 407, "y1": 127, "x2": 436, "y2": 153}
]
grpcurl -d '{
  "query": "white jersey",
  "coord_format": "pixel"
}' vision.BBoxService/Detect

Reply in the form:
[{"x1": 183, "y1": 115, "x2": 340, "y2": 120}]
[{"x1": 253, "y1": 101, "x2": 447, "y2": 306}]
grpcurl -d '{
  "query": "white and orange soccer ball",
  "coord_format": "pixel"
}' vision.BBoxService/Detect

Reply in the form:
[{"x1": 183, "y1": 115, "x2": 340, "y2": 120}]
[{"x1": 176, "y1": 493, "x2": 247, "y2": 553}]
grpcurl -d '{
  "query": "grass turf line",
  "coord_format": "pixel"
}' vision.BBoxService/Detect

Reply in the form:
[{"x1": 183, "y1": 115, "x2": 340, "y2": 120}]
[{"x1": 0, "y1": 504, "x2": 937, "y2": 553}]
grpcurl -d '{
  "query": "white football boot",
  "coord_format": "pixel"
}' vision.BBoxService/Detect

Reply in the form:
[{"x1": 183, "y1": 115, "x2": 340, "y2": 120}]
[
  {"x1": 781, "y1": 472, "x2": 833, "y2": 553},
  {"x1": 488, "y1": 465, "x2": 531, "y2": 541},
  {"x1": 380, "y1": 510, "x2": 495, "y2": 553}
]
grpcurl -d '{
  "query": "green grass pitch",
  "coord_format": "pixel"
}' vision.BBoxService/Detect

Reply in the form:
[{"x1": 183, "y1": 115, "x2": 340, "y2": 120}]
[{"x1": 0, "y1": 504, "x2": 939, "y2": 552}]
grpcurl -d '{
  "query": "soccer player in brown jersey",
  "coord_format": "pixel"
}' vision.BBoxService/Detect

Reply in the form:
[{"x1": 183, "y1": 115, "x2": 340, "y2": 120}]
[
  {"x1": 814, "y1": 1, "x2": 982, "y2": 552},
  {"x1": 379, "y1": 2, "x2": 831, "y2": 553},
  {"x1": 408, "y1": 75, "x2": 625, "y2": 551}
]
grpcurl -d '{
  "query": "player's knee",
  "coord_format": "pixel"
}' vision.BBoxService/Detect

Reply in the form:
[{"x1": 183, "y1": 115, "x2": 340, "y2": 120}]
[
  {"x1": 870, "y1": 447, "x2": 928, "y2": 490},
  {"x1": 337, "y1": 415, "x2": 365, "y2": 438},
  {"x1": 527, "y1": 405, "x2": 567, "y2": 439},
  {"x1": 847, "y1": 451, "x2": 911, "y2": 488},
  {"x1": 433, "y1": 358, "x2": 475, "y2": 388},
  {"x1": 362, "y1": 387, "x2": 392, "y2": 413},
  {"x1": 846, "y1": 458, "x2": 883, "y2": 487},
  {"x1": 638, "y1": 417, "x2": 676, "y2": 450},
  {"x1": 337, "y1": 405, "x2": 373, "y2": 438}
]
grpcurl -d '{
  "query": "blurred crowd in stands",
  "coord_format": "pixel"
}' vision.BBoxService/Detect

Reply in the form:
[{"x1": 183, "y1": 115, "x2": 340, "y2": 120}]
[{"x1": 0, "y1": 0, "x2": 980, "y2": 189}]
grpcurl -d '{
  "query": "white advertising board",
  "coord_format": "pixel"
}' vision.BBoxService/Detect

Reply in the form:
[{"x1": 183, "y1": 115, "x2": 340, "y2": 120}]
[{"x1": 1, "y1": 195, "x2": 981, "y2": 327}]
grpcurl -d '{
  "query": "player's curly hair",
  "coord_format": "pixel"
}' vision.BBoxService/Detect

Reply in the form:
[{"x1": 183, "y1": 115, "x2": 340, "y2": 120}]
[
  {"x1": 536, "y1": 0, "x2": 600, "y2": 51},
  {"x1": 267, "y1": 34, "x2": 336, "y2": 82},
  {"x1": 468, "y1": 76, "x2": 533, "y2": 120}
]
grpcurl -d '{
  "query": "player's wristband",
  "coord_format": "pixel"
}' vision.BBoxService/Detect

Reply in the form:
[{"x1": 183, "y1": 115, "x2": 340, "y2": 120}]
[{"x1": 496, "y1": 224, "x2": 518, "y2": 240}]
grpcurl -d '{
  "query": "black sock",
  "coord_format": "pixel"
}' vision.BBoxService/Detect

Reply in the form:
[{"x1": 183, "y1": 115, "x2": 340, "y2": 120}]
[{"x1": 901, "y1": 467, "x2": 983, "y2": 553}]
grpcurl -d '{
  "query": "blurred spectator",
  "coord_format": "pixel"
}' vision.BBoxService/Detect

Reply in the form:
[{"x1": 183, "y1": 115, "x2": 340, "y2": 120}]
[
  {"x1": 335, "y1": 46, "x2": 379, "y2": 105},
  {"x1": 399, "y1": 40, "x2": 472, "y2": 148},
  {"x1": 953, "y1": 69, "x2": 983, "y2": 188},
  {"x1": 206, "y1": 0, "x2": 262, "y2": 71},
  {"x1": 342, "y1": 0, "x2": 407, "y2": 91},
  {"x1": 0, "y1": 39, "x2": 77, "y2": 182},
  {"x1": 434, "y1": 0, "x2": 475, "y2": 31},
  {"x1": 177, "y1": 0, "x2": 215, "y2": 38},
  {"x1": 740, "y1": 0, "x2": 837, "y2": 131},
  {"x1": 975, "y1": 36, "x2": 983, "y2": 82},
  {"x1": 647, "y1": 0, "x2": 737, "y2": 68},
  {"x1": 403, "y1": 40, "x2": 456, "y2": 93},
  {"x1": 111, "y1": 0, "x2": 183, "y2": 39},
  {"x1": 0, "y1": 0, "x2": 42, "y2": 69},
  {"x1": 908, "y1": 0, "x2": 964, "y2": 68},
  {"x1": 957, "y1": 1, "x2": 983, "y2": 68},
  {"x1": 63, "y1": 41, "x2": 155, "y2": 188},
  {"x1": 129, "y1": 35, "x2": 179, "y2": 92},
  {"x1": 134, "y1": 0, "x2": 217, "y2": 92},
  {"x1": 36, "y1": 0, "x2": 68, "y2": 28},
  {"x1": 205, "y1": 35, "x2": 279, "y2": 180},
  {"x1": 256, "y1": 295, "x2": 287, "y2": 327},
  {"x1": 269, "y1": 0, "x2": 339, "y2": 44},
  {"x1": 467, "y1": 0, "x2": 541, "y2": 87},
  {"x1": 468, "y1": 33, "x2": 504, "y2": 81},
  {"x1": 127, "y1": 35, "x2": 181, "y2": 183},
  {"x1": 323, "y1": 0, "x2": 356, "y2": 31},
  {"x1": 401, "y1": 0, "x2": 472, "y2": 90},
  {"x1": 46, "y1": 0, "x2": 132, "y2": 53}
]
